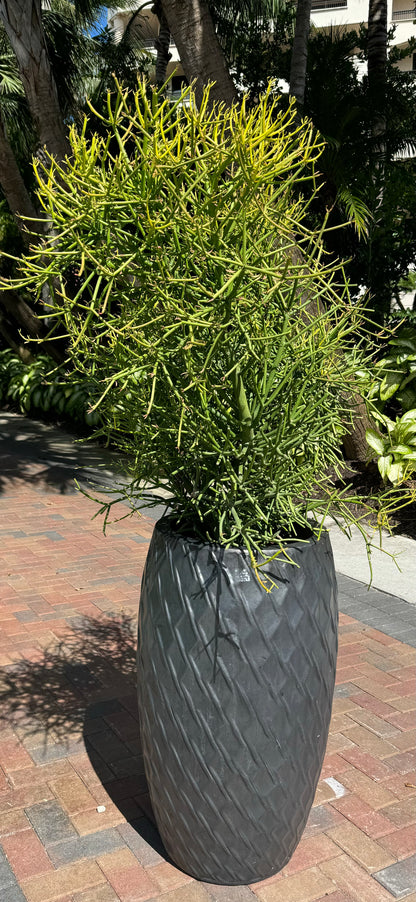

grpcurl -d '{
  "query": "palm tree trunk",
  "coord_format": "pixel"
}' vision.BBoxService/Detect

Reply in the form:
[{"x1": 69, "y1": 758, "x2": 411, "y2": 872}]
[
  {"x1": 367, "y1": 0, "x2": 388, "y2": 321},
  {"x1": 342, "y1": 392, "x2": 374, "y2": 461},
  {"x1": 289, "y1": 0, "x2": 312, "y2": 110},
  {"x1": 0, "y1": 288, "x2": 64, "y2": 362},
  {"x1": 0, "y1": 112, "x2": 51, "y2": 354},
  {"x1": 0, "y1": 310, "x2": 34, "y2": 361},
  {"x1": 0, "y1": 0, "x2": 69, "y2": 160},
  {"x1": 0, "y1": 2, "x2": 69, "y2": 355},
  {"x1": 153, "y1": 0, "x2": 172, "y2": 87},
  {"x1": 291, "y1": 240, "x2": 373, "y2": 461},
  {"x1": 160, "y1": 0, "x2": 237, "y2": 107},
  {"x1": 0, "y1": 115, "x2": 44, "y2": 238},
  {"x1": 368, "y1": 0, "x2": 387, "y2": 140}
]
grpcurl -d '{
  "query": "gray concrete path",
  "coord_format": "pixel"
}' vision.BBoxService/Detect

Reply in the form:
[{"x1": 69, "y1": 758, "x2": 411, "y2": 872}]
[{"x1": 328, "y1": 521, "x2": 416, "y2": 606}]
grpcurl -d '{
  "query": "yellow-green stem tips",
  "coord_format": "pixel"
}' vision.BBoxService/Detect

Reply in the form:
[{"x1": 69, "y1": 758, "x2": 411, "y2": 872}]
[{"x1": 3, "y1": 78, "x2": 413, "y2": 583}]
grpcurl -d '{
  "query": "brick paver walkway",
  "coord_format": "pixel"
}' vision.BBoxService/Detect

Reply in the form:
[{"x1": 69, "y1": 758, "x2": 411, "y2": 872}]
[{"x1": 0, "y1": 443, "x2": 415, "y2": 902}]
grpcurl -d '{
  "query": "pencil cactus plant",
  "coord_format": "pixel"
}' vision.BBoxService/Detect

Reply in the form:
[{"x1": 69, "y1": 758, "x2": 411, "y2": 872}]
[{"x1": 4, "y1": 79, "x2": 398, "y2": 574}]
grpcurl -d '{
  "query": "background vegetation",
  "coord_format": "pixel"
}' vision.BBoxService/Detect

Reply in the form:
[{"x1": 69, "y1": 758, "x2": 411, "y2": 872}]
[{"x1": 0, "y1": 0, "x2": 415, "y2": 483}]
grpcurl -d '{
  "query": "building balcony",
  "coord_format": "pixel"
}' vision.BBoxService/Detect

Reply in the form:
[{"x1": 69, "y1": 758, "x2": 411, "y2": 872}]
[
  {"x1": 311, "y1": 0, "x2": 347, "y2": 9},
  {"x1": 392, "y1": 6, "x2": 416, "y2": 19}
]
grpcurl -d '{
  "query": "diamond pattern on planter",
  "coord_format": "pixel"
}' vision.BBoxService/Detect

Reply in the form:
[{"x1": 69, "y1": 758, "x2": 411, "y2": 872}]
[{"x1": 138, "y1": 520, "x2": 338, "y2": 885}]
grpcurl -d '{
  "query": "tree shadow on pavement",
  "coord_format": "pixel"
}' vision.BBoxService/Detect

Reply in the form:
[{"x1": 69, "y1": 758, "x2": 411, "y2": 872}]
[
  {"x1": 0, "y1": 411, "x2": 121, "y2": 496},
  {"x1": 0, "y1": 612, "x2": 167, "y2": 859}
]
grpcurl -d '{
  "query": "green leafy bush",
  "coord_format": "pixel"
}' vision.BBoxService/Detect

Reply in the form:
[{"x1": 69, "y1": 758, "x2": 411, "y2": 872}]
[
  {"x1": 366, "y1": 411, "x2": 416, "y2": 485},
  {"x1": 4, "y1": 80, "x2": 411, "y2": 573},
  {"x1": 369, "y1": 327, "x2": 416, "y2": 413},
  {"x1": 0, "y1": 349, "x2": 100, "y2": 426},
  {"x1": 361, "y1": 326, "x2": 416, "y2": 484}
]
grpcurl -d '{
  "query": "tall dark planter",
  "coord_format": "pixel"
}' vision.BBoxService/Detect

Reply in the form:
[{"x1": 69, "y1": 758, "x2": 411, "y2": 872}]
[{"x1": 137, "y1": 518, "x2": 338, "y2": 885}]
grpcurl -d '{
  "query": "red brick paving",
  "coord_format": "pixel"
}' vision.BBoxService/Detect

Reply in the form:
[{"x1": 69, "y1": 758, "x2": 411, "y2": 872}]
[
  {"x1": 0, "y1": 472, "x2": 415, "y2": 902},
  {"x1": 2, "y1": 827, "x2": 54, "y2": 880}
]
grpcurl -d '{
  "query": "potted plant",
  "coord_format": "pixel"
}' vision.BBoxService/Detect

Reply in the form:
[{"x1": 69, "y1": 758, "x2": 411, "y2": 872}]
[{"x1": 4, "y1": 80, "x2": 403, "y2": 884}]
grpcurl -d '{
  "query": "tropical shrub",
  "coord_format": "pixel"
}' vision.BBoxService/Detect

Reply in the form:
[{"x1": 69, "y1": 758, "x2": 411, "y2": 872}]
[
  {"x1": 366, "y1": 410, "x2": 416, "y2": 485},
  {"x1": 368, "y1": 327, "x2": 416, "y2": 413},
  {"x1": 361, "y1": 326, "x2": 416, "y2": 483},
  {"x1": 303, "y1": 28, "x2": 416, "y2": 322}
]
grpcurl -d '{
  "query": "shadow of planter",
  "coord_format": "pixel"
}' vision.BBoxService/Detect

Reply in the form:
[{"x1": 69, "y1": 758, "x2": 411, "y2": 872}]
[{"x1": 0, "y1": 613, "x2": 167, "y2": 861}]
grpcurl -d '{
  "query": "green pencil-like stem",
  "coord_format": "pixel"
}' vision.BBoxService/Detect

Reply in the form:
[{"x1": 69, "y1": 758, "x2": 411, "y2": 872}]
[{"x1": 232, "y1": 363, "x2": 254, "y2": 445}]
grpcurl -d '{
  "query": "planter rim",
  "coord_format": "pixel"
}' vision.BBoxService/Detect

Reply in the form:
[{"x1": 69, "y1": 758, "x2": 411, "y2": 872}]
[{"x1": 153, "y1": 514, "x2": 324, "y2": 558}]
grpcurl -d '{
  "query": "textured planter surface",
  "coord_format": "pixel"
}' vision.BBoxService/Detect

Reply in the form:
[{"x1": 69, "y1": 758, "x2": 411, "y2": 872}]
[{"x1": 137, "y1": 519, "x2": 338, "y2": 885}]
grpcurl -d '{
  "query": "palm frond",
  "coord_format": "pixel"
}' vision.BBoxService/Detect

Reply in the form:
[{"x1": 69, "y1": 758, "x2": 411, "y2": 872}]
[
  {"x1": 212, "y1": 0, "x2": 287, "y2": 19},
  {"x1": 0, "y1": 23, "x2": 35, "y2": 162},
  {"x1": 42, "y1": 2, "x2": 93, "y2": 119},
  {"x1": 72, "y1": 0, "x2": 152, "y2": 27},
  {"x1": 0, "y1": 22, "x2": 24, "y2": 96},
  {"x1": 0, "y1": 59, "x2": 23, "y2": 96},
  {"x1": 209, "y1": 0, "x2": 294, "y2": 66},
  {"x1": 87, "y1": 7, "x2": 152, "y2": 107},
  {"x1": 336, "y1": 186, "x2": 372, "y2": 237}
]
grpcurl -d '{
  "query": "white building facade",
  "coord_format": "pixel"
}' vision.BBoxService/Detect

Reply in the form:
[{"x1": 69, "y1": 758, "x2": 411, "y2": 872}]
[
  {"x1": 311, "y1": 0, "x2": 416, "y2": 71},
  {"x1": 108, "y1": 1, "x2": 416, "y2": 76},
  {"x1": 107, "y1": 5, "x2": 185, "y2": 89}
]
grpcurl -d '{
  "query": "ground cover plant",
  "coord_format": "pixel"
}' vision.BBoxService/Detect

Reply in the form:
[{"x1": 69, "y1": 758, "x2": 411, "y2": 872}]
[
  {"x1": 3, "y1": 80, "x2": 412, "y2": 575},
  {"x1": 361, "y1": 326, "x2": 416, "y2": 484},
  {"x1": 0, "y1": 348, "x2": 100, "y2": 427}
]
